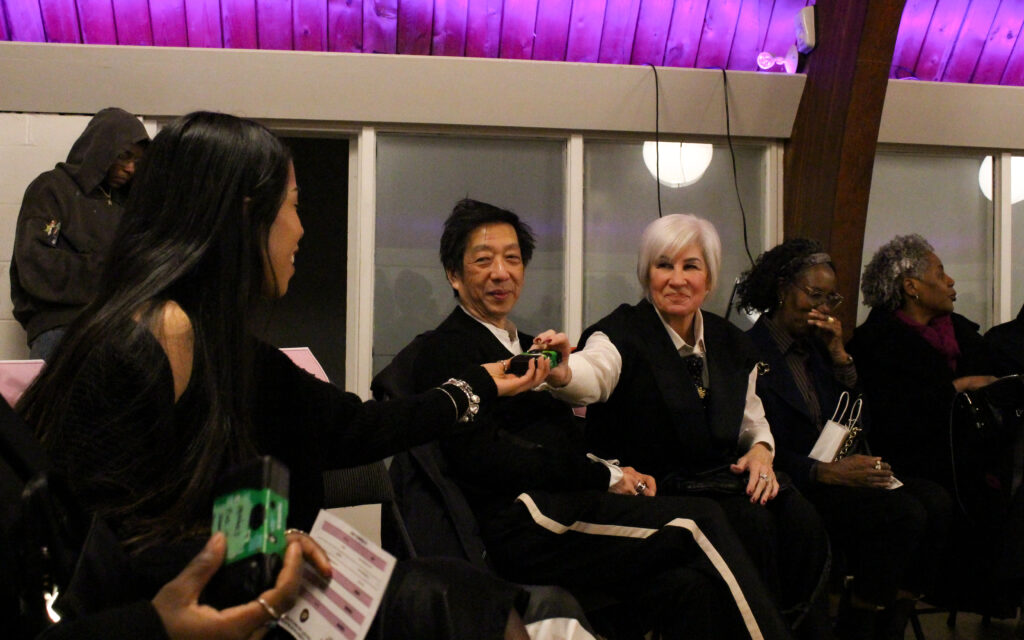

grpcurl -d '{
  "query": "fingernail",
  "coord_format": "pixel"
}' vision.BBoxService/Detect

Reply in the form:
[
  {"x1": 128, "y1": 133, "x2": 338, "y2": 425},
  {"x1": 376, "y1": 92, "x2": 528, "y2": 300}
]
[{"x1": 205, "y1": 532, "x2": 225, "y2": 556}]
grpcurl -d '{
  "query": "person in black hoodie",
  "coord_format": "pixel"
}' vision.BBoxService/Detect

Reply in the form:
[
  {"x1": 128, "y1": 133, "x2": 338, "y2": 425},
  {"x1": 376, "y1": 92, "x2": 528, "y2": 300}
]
[{"x1": 10, "y1": 107, "x2": 150, "y2": 359}]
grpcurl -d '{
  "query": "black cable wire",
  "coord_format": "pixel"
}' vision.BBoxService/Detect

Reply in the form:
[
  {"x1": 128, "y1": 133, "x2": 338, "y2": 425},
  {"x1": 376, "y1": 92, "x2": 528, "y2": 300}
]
[
  {"x1": 647, "y1": 63, "x2": 663, "y2": 218},
  {"x1": 720, "y1": 68, "x2": 755, "y2": 267}
]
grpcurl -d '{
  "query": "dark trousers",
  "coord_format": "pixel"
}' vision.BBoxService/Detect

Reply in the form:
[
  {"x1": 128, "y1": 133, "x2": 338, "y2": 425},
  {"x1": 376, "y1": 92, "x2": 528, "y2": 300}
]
[
  {"x1": 805, "y1": 477, "x2": 951, "y2": 605},
  {"x1": 709, "y1": 487, "x2": 830, "y2": 620},
  {"x1": 481, "y1": 490, "x2": 794, "y2": 640},
  {"x1": 373, "y1": 557, "x2": 527, "y2": 640}
]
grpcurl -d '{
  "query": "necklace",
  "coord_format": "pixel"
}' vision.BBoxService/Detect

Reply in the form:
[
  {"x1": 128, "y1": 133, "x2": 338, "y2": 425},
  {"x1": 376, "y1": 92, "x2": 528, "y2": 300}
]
[{"x1": 97, "y1": 184, "x2": 112, "y2": 206}]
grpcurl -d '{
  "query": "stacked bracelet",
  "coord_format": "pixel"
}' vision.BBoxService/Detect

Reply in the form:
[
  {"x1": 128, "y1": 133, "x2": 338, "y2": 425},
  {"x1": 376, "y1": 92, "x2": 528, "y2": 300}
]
[{"x1": 442, "y1": 378, "x2": 481, "y2": 423}]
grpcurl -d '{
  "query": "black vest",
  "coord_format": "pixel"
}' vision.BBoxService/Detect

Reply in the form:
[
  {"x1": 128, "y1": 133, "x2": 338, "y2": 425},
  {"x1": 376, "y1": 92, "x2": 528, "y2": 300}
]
[{"x1": 581, "y1": 301, "x2": 758, "y2": 480}]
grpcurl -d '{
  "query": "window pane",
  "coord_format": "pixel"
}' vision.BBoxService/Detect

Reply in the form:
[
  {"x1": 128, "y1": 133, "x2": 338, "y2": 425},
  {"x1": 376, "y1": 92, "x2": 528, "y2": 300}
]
[
  {"x1": 1012, "y1": 159, "x2": 1024, "y2": 321},
  {"x1": 862, "y1": 152, "x2": 993, "y2": 328},
  {"x1": 582, "y1": 140, "x2": 766, "y2": 330},
  {"x1": 374, "y1": 135, "x2": 565, "y2": 374}
]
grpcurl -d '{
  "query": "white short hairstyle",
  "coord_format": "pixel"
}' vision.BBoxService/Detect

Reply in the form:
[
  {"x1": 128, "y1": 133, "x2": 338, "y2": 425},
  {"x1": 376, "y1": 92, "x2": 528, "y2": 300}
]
[{"x1": 637, "y1": 214, "x2": 722, "y2": 297}]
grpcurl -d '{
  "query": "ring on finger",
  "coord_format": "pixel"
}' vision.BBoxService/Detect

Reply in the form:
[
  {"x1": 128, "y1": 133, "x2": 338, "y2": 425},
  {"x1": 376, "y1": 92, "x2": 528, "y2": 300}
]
[{"x1": 635, "y1": 480, "x2": 648, "y2": 495}]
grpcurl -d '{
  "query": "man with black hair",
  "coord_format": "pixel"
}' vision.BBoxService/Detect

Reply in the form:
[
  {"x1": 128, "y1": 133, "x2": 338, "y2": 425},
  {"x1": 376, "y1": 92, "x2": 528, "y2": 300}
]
[
  {"x1": 401, "y1": 198, "x2": 793, "y2": 640},
  {"x1": 10, "y1": 107, "x2": 149, "y2": 359}
]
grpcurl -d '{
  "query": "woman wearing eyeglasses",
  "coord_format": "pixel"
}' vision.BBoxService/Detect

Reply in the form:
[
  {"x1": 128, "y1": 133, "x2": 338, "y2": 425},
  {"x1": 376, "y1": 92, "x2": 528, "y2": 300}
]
[{"x1": 737, "y1": 238, "x2": 951, "y2": 640}]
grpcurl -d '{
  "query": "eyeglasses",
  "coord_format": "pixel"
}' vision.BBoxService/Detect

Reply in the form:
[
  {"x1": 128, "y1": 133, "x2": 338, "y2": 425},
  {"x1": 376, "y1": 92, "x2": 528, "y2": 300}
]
[{"x1": 793, "y1": 283, "x2": 843, "y2": 309}]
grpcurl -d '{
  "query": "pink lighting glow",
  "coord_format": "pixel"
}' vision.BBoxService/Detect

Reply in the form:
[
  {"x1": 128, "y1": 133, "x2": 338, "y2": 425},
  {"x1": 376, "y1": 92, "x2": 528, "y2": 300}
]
[{"x1": 1, "y1": 1, "x2": 1021, "y2": 86}]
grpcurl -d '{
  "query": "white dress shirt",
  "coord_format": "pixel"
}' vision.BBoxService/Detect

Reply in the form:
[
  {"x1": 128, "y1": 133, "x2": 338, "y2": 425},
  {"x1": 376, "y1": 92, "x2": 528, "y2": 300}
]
[{"x1": 548, "y1": 308, "x2": 775, "y2": 457}]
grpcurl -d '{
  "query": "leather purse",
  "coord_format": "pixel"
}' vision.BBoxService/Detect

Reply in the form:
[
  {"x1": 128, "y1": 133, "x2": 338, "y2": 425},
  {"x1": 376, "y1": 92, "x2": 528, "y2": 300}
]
[{"x1": 952, "y1": 374, "x2": 1024, "y2": 445}]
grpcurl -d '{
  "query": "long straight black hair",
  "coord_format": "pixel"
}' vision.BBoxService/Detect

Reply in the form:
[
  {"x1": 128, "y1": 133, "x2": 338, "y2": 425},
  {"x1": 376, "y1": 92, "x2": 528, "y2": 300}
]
[{"x1": 20, "y1": 112, "x2": 292, "y2": 549}]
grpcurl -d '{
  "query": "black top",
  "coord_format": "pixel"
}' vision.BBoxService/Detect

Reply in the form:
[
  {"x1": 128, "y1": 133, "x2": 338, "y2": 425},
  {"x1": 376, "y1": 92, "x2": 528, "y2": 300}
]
[
  {"x1": 39, "y1": 317, "x2": 495, "y2": 598},
  {"x1": 411, "y1": 307, "x2": 610, "y2": 522},
  {"x1": 38, "y1": 601, "x2": 168, "y2": 640},
  {"x1": 847, "y1": 308, "x2": 995, "y2": 485},
  {"x1": 581, "y1": 301, "x2": 759, "y2": 481},
  {"x1": 984, "y1": 304, "x2": 1024, "y2": 376}
]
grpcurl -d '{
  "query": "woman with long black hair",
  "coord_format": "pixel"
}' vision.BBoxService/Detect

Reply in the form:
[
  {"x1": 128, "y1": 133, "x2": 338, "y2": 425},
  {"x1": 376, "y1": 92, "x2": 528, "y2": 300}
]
[{"x1": 20, "y1": 111, "x2": 546, "y2": 639}]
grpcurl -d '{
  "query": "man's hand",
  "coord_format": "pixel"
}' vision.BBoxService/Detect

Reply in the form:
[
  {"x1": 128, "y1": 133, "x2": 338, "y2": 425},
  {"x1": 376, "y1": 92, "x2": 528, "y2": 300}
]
[
  {"x1": 531, "y1": 330, "x2": 573, "y2": 388},
  {"x1": 610, "y1": 466, "x2": 657, "y2": 496}
]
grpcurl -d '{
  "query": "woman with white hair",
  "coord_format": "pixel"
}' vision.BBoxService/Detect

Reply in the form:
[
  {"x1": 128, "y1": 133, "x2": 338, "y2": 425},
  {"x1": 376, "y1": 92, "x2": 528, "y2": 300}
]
[{"x1": 538, "y1": 214, "x2": 830, "y2": 637}]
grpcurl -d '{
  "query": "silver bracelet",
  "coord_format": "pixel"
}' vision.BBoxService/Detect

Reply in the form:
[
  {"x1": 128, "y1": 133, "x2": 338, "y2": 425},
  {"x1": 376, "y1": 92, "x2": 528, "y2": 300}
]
[
  {"x1": 443, "y1": 378, "x2": 481, "y2": 422},
  {"x1": 436, "y1": 386, "x2": 461, "y2": 422}
]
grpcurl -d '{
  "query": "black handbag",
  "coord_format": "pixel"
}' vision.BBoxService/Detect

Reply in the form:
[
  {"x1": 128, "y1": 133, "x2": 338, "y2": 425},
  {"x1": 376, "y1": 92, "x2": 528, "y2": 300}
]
[
  {"x1": 662, "y1": 465, "x2": 793, "y2": 496},
  {"x1": 952, "y1": 374, "x2": 1024, "y2": 444}
]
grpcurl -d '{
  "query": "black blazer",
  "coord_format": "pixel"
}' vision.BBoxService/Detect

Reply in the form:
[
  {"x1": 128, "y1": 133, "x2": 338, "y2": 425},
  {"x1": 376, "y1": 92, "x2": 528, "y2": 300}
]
[
  {"x1": 847, "y1": 308, "x2": 995, "y2": 486},
  {"x1": 410, "y1": 307, "x2": 610, "y2": 523},
  {"x1": 581, "y1": 301, "x2": 760, "y2": 481},
  {"x1": 985, "y1": 305, "x2": 1024, "y2": 376},
  {"x1": 747, "y1": 317, "x2": 861, "y2": 492}
]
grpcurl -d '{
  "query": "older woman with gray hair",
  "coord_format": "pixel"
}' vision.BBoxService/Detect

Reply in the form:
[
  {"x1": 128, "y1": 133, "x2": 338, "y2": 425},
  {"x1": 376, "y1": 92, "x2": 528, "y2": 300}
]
[
  {"x1": 536, "y1": 214, "x2": 830, "y2": 637},
  {"x1": 847, "y1": 234, "x2": 997, "y2": 487}
]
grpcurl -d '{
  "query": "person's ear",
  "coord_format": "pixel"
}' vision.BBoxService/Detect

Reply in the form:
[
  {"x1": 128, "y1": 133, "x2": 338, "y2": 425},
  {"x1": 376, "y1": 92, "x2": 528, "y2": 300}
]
[{"x1": 902, "y1": 277, "x2": 918, "y2": 299}]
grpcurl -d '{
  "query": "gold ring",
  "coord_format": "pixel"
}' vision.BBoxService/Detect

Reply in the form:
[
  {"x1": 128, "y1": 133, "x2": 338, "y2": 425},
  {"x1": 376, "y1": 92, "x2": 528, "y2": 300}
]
[
  {"x1": 827, "y1": 316, "x2": 834, "y2": 323},
  {"x1": 874, "y1": 460, "x2": 882, "y2": 470}
]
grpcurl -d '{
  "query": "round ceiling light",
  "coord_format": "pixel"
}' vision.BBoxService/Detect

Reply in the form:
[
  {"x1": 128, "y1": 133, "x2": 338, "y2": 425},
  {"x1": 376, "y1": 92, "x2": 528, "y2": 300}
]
[{"x1": 643, "y1": 142, "x2": 714, "y2": 188}]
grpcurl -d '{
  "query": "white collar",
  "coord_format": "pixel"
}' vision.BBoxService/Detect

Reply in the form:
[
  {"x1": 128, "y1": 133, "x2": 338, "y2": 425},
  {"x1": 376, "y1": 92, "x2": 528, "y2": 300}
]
[
  {"x1": 458, "y1": 305, "x2": 521, "y2": 355},
  {"x1": 654, "y1": 306, "x2": 706, "y2": 357}
]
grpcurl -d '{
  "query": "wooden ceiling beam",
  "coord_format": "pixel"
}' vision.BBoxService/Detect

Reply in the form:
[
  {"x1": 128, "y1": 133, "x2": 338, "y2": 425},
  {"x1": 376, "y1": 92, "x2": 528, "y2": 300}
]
[{"x1": 783, "y1": 0, "x2": 906, "y2": 336}]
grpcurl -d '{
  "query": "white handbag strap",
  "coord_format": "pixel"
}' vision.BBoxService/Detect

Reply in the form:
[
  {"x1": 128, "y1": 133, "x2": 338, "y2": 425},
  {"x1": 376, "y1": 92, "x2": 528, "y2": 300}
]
[
  {"x1": 830, "y1": 391, "x2": 850, "y2": 423},
  {"x1": 847, "y1": 397, "x2": 863, "y2": 429}
]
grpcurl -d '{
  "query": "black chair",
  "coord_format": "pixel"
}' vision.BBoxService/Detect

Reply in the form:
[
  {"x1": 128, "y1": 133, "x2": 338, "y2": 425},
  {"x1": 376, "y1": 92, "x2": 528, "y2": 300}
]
[
  {"x1": 0, "y1": 395, "x2": 105, "y2": 637},
  {"x1": 322, "y1": 461, "x2": 417, "y2": 560}
]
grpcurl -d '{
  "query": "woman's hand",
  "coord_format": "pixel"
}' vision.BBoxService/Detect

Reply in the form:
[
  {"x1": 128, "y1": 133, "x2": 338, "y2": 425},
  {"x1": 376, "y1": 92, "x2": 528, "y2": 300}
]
[
  {"x1": 531, "y1": 330, "x2": 573, "y2": 388},
  {"x1": 153, "y1": 531, "x2": 330, "y2": 640},
  {"x1": 483, "y1": 356, "x2": 551, "y2": 397},
  {"x1": 953, "y1": 375, "x2": 998, "y2": 393},
  {"x1": 610, "y1": 466, "x2": 657, "y2": 497},
  {"x1": 806, "y1": 309, "x2": 851, "y2": 365},
  {"x1": 730, "y1": 443, "x2": 778, "y2": 505},
  {"x1": 815, "y1": 454, "x2": 893, "y2": 489}
]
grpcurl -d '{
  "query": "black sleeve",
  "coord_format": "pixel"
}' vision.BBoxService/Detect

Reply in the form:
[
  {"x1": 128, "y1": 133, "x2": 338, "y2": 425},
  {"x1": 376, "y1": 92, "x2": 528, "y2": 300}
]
[
  {"x1": 37, "y1": 600, "x2": 169, "y2": 640},
  {"x1": 408, "y1": 333, "x2": 609, "y2": 495},
  {"x1": 13, "y1": 175, "x2": 107, "y2": 307},
  {"x1": 252, "y1": 343, "x2": 499, "y2": 470}
]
